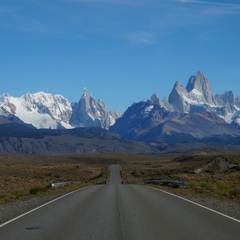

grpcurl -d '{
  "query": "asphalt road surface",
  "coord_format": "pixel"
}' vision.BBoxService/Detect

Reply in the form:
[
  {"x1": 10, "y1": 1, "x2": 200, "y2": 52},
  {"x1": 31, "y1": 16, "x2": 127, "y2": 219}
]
[{"x1": 1, "y1": 165, "x2": 239, "y2": 240}]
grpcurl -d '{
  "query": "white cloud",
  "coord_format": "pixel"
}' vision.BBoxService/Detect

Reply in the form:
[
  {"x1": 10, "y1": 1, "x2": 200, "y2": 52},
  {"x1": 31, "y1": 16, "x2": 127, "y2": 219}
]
[
  {"x1": 1, "y1": 0, "x2": 239, "y2": 38},
  {"x1": 124, "y1": 32, "x2": 154, "y2": 44},
  {"x1": 69, "y1": 0, "x2": 240, "y2": 8},
  {"x1": 0, "y1": 6, "x2": 19, "y2": 14},
  {"x1": 171, "y1": 0, "x2": 240, "y2": 9},
  {"x1": 68, "y1": 0, "x2": 146, "y2": 5}
]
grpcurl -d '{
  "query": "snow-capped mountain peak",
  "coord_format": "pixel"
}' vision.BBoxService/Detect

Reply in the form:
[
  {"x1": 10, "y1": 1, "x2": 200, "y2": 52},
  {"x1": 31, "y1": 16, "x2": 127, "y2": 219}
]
[
  {"x1": 186, "y1": 71, "x2": 214, "y2": 105},
  {"x1": 1, "y1": 71, "x2": 239, "y2": 131},
  {"x1": 0, "y1": 89, "x2": 120, "y2": 129},
  {"x1": 0, "y1": 92, "x2": 73, "y2": 129},
  {"x1": 150, "y1": 94, "x2": 161, "y2": 105},
  {"x1": 70, "y1": 88, "x2": 118, "y2": 129},
  {"x1": 164, "y1": 71, "x2": 240, "y2": 126}
]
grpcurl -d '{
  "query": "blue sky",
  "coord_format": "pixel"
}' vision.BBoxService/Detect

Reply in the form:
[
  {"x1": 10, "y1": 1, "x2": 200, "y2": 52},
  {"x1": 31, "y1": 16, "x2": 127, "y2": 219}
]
[{"x1": 0, "y1": 0, "x2": 240, "y2": 113}]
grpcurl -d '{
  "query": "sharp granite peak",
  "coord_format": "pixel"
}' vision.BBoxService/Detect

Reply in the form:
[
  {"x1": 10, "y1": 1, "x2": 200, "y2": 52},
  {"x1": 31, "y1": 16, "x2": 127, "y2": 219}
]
[
  {"x1": 169, "y1": 71, "x2": 214, "y2": 112},
  {"x1": 0, "y1": 89, "x2": 120, "y2": 129},
  {"x1": 161, "y1": 71, "x2": 240, "y2": 125},
  {"x1": 70, "y1": 88, "x2": 121, "y2": 129},
  {"x1": 110, "y1": 71, "x2": 240, "y2": 145},
  {"x1": 0, "y1": 71, "x2": 239, "y2": 132}
]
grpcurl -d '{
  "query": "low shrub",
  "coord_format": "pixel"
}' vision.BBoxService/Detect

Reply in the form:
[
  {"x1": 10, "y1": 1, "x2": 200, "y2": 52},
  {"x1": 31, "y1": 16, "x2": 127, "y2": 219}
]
[
  {"x1": 0, "y1": 193, "x2": 8, "y2": 199},
  {"x1": 186, "y1": 182, "x2": 197, "y2": 189},
  {"x1": 29, "y1": 185, "x2": 47, "y2": 195},
  {"x1": 199, "y1": 182, "x2": 214, "y2": 191},
  {"x1": 228, "y1": 188, "x2": 240, "y2": 197},
  {"x1": 215, "y1": 183, "x2": 231, "y2": 193},
  {"x1": 186, "y1": 181, "x2": 240, "y2": 199},
  {"x1": 12, "y1": 190, "x2": 27, "y2": 199}
]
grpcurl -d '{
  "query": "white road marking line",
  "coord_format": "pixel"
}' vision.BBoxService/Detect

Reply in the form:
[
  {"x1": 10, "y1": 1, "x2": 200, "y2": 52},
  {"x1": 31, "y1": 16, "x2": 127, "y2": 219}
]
[
  {"x1": 0, "y1": 186, "x2": 89, "y2": 228},
  {"x1": 148, "y1": 186, "x2": 240, "y2": 224}
]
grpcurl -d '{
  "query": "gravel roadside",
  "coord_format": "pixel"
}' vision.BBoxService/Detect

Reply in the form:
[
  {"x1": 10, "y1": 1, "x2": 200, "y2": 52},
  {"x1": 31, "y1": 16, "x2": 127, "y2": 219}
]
[
  {"x1": 0, "y1": 192, "x2": 70, "y2": 225},
  {"x1": 179, "y1": 195, "x2": 240, "y2": 221},
  {"x1": 0, "y1": 189, "x2": 240, "y2": 225}
]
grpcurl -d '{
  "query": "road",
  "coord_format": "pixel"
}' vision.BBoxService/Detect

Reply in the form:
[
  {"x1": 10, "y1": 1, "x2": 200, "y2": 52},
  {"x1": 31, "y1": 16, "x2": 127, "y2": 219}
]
[{"x1": 0, "y1": 165, "x2": 239, "y2": 240}]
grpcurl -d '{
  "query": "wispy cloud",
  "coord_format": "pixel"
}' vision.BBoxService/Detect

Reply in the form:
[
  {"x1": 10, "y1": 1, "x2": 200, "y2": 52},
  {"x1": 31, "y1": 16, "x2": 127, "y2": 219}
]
[
  {"x1": 124, "y1": 32, "x2": 154, "y2": 44},
  {"x1": 63, "y1": 0, "x2": 240, "y2": 46},
  {"x1": 69, "y1": 0, "x2": 240, "y2": 8},
  {"x1": 172, "y1": 0, "x2": 240, "y2": 9},
  {"x1": 68, "y1": 0, "x2": 146, "y2": 6},
  {"x1": 0, "y1": 11, "x2": 62, "y2": 34},
  {"x1": 16, "y1": 20, "x2": 62, "y2": 34},
  {"x1": 166, "y1": 0, "x2": 240, "y2": 24},
  {"x1": 1, "y1": 0, "x2": 239, "y2": 40},
  {"x1": 0, "y1": 2, "x2": 64, "y2": 34},
  {"x1": 0, "y1": 6, "x2": 20, "y2": 14}
]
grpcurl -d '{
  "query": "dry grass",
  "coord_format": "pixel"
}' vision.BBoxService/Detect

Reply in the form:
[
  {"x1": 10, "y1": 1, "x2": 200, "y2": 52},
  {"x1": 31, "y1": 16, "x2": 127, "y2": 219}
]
[
  {"x1": 0, "y1": 154, "x2": 109, "y2": 203},
  {"x1": 121, "y1": 152, "x2": 240, "y2": 201},
  {"x1": 1, "y1": 152, "x2": 240, "y2": 203}
]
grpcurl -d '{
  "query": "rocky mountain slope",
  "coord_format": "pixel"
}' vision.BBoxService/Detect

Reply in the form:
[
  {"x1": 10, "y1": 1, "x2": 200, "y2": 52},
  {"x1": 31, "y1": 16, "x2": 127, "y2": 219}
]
[
  {"x1": 165, "y1": 71, "x2": 240, "y2": 125},
  {"x1": 0, "y1": 121, "x2": 158, "y2": 154},
  {"x1": 1, "y1": 71, "x2": 240, "y2": 153},
  {"x1": 110, "y1": 71, "x2": 240, "y2": 145},
  {"x1": 70, "y1": 88, "x2": 120, "y2": 129},
  {"x1": 0, "y1": 89, "x2": 119, "y2": 129}
]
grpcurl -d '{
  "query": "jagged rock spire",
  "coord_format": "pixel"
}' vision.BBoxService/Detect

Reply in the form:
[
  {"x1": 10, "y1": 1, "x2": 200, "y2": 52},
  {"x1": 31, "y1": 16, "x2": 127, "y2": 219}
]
[
  {"x1": 186, "y1": 71, "x2": 214, "y2": 105},
  {"x1": 70, "y1": 88, "x2": 119, "y2": 129}
]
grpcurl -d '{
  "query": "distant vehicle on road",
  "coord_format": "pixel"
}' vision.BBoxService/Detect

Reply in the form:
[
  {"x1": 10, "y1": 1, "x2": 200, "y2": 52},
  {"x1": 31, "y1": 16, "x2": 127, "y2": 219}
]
[{"x1": 146, "y1": 179, "x2": 186, "y2": 188}]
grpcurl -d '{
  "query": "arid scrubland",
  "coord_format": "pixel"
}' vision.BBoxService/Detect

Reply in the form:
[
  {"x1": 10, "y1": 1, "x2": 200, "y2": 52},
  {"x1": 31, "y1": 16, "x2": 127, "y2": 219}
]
[{"x1": 0, "y1": 151, "x2": 239, "y2": 204}]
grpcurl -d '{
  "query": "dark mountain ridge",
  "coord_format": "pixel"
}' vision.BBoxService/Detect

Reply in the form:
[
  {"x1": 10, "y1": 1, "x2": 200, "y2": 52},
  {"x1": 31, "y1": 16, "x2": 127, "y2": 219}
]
[
  {"x1": 1, "y1": 71, "x2": 240, "y2": 154},
  {"x1": 0, "y1": 121, "x2": 159, "y2": 154},
  {"x1": 110, "y1": 71, "x2": 240, "y2": 149}
]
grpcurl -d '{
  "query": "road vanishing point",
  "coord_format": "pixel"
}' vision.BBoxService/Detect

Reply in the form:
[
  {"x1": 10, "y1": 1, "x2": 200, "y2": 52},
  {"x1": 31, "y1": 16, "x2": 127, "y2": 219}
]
[{"x1": 0, "y1": 165, "x2": 240, "y2": 240}]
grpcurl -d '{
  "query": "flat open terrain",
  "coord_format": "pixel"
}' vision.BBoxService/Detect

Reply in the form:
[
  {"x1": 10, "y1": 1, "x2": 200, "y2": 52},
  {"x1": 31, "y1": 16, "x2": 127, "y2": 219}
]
[
  {"x1": 0, "y1": 154, "x2": 110, "y2": 204},
  {"x1": 121, "y1": 152, "x2": 240, "y2": 200},
  {"x1": 1, "y1": 165, "x2": 240, "y2": 240},
  {"x1": 0, "y1": 151, "x2": 240, "y2": 222}
]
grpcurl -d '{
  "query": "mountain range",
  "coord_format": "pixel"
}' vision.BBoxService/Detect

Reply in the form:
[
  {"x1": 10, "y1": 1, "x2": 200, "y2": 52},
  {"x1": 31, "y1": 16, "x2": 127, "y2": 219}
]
[
  {"x1": 0, "y1": 116, "x2": 158, "y2": 154},
  {"x1": 1, "y1": 71, "x2": 240, "y2": 153},
  {"x1": 0, "y1": 89, "x2": 120, "y2": 129},
  {"x1": 110, "y1": 71, "x2": 240, "y2": 145}
]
